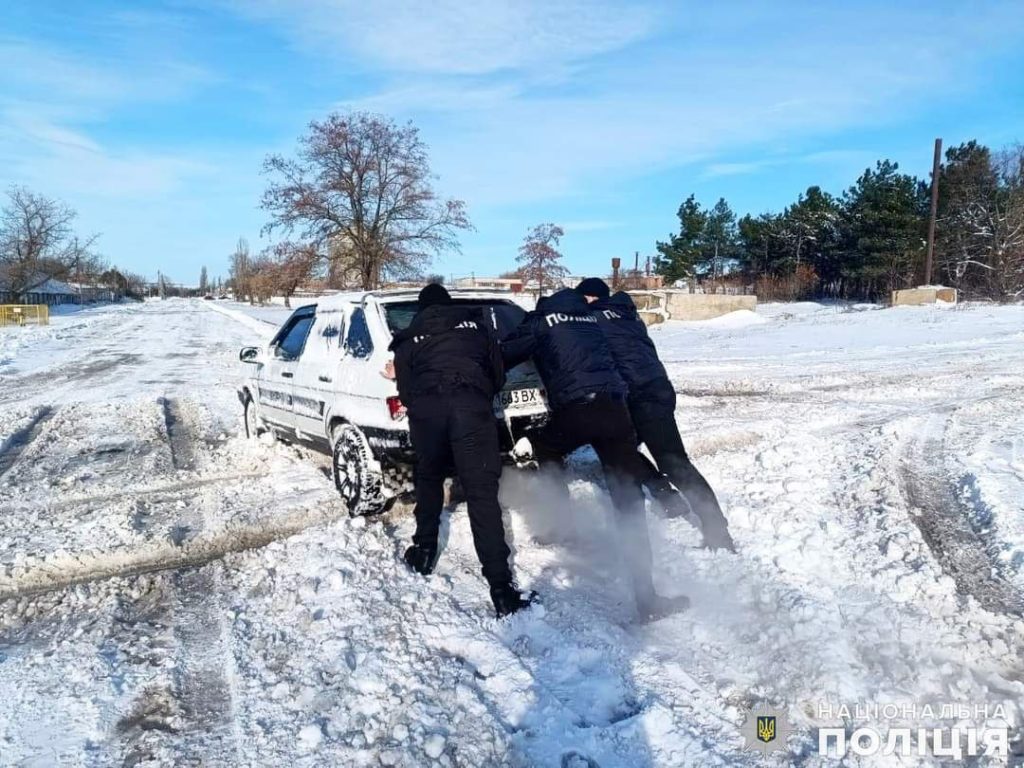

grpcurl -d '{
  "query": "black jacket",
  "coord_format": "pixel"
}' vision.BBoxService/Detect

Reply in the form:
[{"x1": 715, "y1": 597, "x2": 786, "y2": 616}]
[
  {"x1": 389, "y1": 305, "x2": 505, "y2": 412},
  {"x1": 502, "y1": 288, "x2": 626, "y2": 409},
  {"x1": 591, "y1": 291, "x2": 668, "y2": 393}
]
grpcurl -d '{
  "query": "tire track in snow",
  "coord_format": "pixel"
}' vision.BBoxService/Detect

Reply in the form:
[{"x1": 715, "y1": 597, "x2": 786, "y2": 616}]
[
  {"x1": 0, "y1": 405, "x2": 56, "y2": 479},
  {"x1": 900, "y1": 415, "x2": 1024, "y2": 617},
  {"x1": 159, "y1": 396, "x2": 195, "y2": 471},
  {"x1": 0, "y1": 495, "x2": 348, "y2": 599},
  {"x1": 0, "y1": 472, "x2": 268, "y2": 514},
  {"x1": 170, "y1": 564, "x2": 243, "y2": 763},
  {"x1": 157, "y1": 397, "x2": 240, "y2": 763}
]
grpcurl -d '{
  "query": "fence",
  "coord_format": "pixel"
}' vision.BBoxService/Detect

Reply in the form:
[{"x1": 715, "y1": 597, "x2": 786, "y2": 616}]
[
  {"x1": 0, "y1": 288, "x2": 115, "y2": 306},
  {"x1": 0, "y1": 304, "x2": 50, "y2": 326}
]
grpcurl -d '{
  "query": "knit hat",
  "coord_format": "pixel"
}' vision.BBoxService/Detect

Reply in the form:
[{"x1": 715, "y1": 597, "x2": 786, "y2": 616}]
[
  {"x1": 418, "y1": 282, "x2": 451, "y2": 309},
  {"x1": 574, "y1": 277, "x2": 610, "y2": 300}
]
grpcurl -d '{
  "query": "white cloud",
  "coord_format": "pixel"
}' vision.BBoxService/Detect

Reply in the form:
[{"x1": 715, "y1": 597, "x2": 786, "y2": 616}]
[
  {"x1": 323, "y1": 1, "x2": 1024, "y2": 209},
  {"x1": 0, "y1": 39, "x2": 212, "y2": 113},
  {"x1": 232, "y1": 0, "x2": 658, "y2": 75},
  {"x1": 0, "y1": 110, "x2": 214, "y2": 198}
]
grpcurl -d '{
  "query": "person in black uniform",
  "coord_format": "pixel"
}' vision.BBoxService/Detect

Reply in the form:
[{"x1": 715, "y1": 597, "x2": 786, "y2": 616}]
[
  {"x1": 389, "y1": 283, "x2": 533, "y2": 618},
  {"x1": 502, "y1": 287, "x2": 689, "y2": 620},
  {"x1": 575, "y1": 277, "x2": 736, "y2": 551}
]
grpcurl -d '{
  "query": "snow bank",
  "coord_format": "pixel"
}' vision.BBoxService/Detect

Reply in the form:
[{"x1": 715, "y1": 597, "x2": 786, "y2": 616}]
[
  {"x1": 669, "y1": 308, "x2": 767, "y2": 330},
  {"x1": 203, "y1": 299, "x2": 280, "y2": 340}
]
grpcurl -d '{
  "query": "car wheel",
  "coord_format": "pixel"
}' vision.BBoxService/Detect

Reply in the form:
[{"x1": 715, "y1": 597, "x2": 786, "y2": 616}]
[
  {"x1": 243, "y1": 393, "x2": 265, "y2": 439},
  {"x1": 332, "y1": 423, "x2": 389, "y2": 516}
]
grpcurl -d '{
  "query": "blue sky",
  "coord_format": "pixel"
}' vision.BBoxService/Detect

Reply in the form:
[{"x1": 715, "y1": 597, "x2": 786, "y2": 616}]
[{"x1": 1, "y1": 1, "x2": 1022, "y2": 283}]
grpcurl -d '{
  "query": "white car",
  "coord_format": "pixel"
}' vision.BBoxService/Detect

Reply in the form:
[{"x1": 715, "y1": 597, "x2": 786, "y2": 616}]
[{"x1": 238, "y1": 289, "x2": 548, "y2": 515}]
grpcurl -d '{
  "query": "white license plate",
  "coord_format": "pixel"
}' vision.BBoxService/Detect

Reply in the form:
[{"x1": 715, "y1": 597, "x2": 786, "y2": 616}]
[{"x1": 494, "y1": 387, "x2": 546, "y2": 416}]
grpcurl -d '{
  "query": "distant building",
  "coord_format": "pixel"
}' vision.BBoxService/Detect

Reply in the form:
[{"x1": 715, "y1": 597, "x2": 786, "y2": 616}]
[
  {"x1": 0, "y1": 272, "x2": 112, "y2": 305},
  {"x1": 453, "y1": 276, "x2": 524, "y2": 293}
]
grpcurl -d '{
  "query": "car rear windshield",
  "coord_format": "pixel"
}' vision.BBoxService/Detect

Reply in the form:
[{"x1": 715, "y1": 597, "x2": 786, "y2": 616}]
[{"x1": 383, "y1": 300, "x2": 525, "y2": 341}]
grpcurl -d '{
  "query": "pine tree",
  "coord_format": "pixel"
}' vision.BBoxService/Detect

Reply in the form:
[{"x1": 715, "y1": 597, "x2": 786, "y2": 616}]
[
  {"x1": 839, "y1": 161, "x2": 927, "y2": 299},
  {"x1": 700, "y1": 198, "x2": 739, "y2": 280},
  {"x1": 655, "y1": 195, "x2": 706, "y2": 283}
]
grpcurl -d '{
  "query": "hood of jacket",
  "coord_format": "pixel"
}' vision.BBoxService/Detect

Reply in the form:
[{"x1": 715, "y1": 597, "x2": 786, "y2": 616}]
[
  {"x1": 594, "y1": 291, "x2": 640, "y2": 320},
  {"x1": 535, "y1": 287, "x2": 590, "y2": 315}
]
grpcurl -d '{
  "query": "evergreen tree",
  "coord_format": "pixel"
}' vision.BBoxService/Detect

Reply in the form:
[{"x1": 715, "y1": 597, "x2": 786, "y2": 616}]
[
  {"x1": 839, "y1": 160, "x2": 927, "y2": 299},
  {"x1": 655, "y1": 195, "x2": 706, "y2": 283},
  {"x1": 737, "y1": 213, "x2": 783, "y2": 276},
  {"x1": 700, "y1": 198, "x2": 739, "y2": 280},
  {"x1": 937, "y1": 141, "x2": 999, "y2": 291}
]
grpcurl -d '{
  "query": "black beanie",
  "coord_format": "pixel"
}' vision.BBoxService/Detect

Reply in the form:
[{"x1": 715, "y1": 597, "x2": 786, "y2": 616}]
[
  {"x1": 575, "y1": 277, "x2": 610, "y2": 300},
  {"x1": 418, "y1": 282, "x2": 451, "y2": 309}
]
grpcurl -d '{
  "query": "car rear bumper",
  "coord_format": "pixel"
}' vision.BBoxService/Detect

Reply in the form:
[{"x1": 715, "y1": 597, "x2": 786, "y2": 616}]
[{"x1": 366, "y1": 412, "x2": 547, "y2": 468}]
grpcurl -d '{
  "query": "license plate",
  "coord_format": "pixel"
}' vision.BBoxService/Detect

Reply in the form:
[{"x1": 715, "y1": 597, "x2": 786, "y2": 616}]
[{"x1": 494, "y1": 387, "x2": 546, "y2": 416}]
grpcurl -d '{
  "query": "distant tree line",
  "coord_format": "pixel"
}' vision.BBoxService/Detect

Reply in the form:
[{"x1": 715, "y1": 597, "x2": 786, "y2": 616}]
[
  {"x1": 0, "y1": 186, "x2": 146, "y2": 302},
  {"x1": 655, "y1": 141, "x2": 1024, "y2": 302}
]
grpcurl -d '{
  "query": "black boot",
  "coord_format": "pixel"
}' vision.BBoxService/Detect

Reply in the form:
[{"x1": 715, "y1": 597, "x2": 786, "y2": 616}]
[
  {"x1": 637, "y1": 592, "x2": 691, "y2": 622},
  {"x1": 403, "y1": 544, "x2": 437, "y2": 576},
  {"x1": 702, "y1": 525, "x2": 737, "y2": 553},
  {"x1": 489, "y1": 583, "x2": 538, "y2": 618}
]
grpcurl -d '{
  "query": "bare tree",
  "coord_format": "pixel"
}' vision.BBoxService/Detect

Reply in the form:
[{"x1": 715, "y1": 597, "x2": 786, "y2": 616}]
[
  {"x1": 517, "y1": 223, "x2": 568, "y2": 298},
  {"x1": 0, "y1": 186, "x2": 80, "y2": 299},
  {"x1": 199, "y1": 265, "x2": 209, "y2": 294},
  {"x1": 122, "y1": 271, "x2": 148, "y2": 300},
  {"x1": 261, "y1": 111, "x2": 471, "y2": 290},
  {"x1": 986, "y1": 144, "x2": 1024, "y2": 299},
  {"x1": 263, "y1": 241, "x2": 319, "y2": 308},
  {"x1": 229, "y1": 237, "x2": 252, "y2": 303}
]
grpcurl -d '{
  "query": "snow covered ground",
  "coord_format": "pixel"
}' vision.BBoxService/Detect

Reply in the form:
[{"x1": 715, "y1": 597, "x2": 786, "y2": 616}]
[{"x1": 1, "y1": 298, "x2": 1022, "y2": 766}]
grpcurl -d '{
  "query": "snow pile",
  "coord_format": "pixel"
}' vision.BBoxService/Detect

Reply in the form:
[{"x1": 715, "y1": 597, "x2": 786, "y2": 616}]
[{"x1": 670, "y1": 308, "x2": 767, "y2": 330}]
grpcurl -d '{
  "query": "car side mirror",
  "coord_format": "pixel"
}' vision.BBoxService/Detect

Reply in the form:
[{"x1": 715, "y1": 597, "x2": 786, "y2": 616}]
[{"x1": 239, "y1": 346, "x2": 260, "y2": 363}]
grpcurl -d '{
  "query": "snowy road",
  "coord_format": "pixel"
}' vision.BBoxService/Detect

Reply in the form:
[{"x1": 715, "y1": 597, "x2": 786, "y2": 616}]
[{"x1": 1, "y1": 299, "x2": 1023, "y2": 766}]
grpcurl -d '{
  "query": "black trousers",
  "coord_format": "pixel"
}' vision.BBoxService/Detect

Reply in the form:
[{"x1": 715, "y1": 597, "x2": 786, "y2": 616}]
[
  {"x1": 526, "y1": 393, "x2": 657, "y2": 601},
  {"x1": 630, "y1": 378, "x2": 733, "y2": 548},
  {"x1": 408, "y1": 390, "x2": 512, "y2": 586}
]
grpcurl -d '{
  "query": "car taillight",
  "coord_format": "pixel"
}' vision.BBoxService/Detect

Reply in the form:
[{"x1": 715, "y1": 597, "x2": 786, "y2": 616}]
[{"x1": 386, "y1": 396, "x2": 406, "y2": 421}]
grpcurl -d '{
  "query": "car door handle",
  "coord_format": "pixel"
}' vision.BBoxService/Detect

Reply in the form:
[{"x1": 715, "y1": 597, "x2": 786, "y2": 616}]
[
  {"x1": 318, "y1": 375, "x2": 332, "y2": 383},
  {"x1": 281, "y1": 372, "x2": 293, "y2": 378}
]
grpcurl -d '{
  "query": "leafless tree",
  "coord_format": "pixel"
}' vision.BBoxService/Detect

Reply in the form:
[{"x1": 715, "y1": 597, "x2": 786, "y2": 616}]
[
  {"x1": 261, "y1": 241, "x2": 320, "y2": 308},
  {"x1": 229, "y1": 237, "x2": 253, "y2": 303},
  {"x1": 0, "y1": 186, "x2": 82, "y2": 299},
  {"x1": 261, "y1": 111, "x2": 471, "y2": 290},
  {"x1": 986, "y1": 144, "x2": 1024, "y2": 299},
  {"x1": 122, "y1": 271, "x2": 148, "y2": 300},
  {"x1": 517, "y1": 223, "x2": 568, "y2": 298}
]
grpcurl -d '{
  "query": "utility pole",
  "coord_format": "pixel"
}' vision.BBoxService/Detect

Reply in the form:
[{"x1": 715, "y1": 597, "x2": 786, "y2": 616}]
[{"x1": 925, "y1": 137, "x2": 942, "y2": 286}]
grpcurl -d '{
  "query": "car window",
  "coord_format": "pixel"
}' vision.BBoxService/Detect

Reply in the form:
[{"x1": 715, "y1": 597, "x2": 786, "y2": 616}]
[
  {"x1": 278, "y1": 315, "x2": 315, "y2": 359},
  {"x1": 345, "y1": 308, "x2": 374, "y2": 358},
  {"x1": 383, "y1": 300, "x2": 525, "y2": 341}
]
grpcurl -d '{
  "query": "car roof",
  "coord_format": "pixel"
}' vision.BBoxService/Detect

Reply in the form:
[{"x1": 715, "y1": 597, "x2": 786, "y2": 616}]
[{"x1": 311, "y1": 288, "x2": 521, "y2": 312}]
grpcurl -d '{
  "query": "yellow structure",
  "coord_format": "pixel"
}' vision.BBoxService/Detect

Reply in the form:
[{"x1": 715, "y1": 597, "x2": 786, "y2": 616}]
[
  {"x1": 0, "y1": 305, "x2": 50, "y2": 326},
  {"x1": 628, "y1": 290, "x2": 757, "y2": 325},
  {"x1": 891, "y1": 286, "x2": 958, "y2": 306}
]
